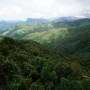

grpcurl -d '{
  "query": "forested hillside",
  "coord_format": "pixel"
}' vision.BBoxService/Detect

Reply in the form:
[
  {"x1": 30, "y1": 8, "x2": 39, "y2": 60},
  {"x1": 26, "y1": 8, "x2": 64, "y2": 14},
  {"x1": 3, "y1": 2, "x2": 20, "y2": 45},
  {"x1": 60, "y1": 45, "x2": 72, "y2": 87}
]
[
  {"x1": 0, "y1": 17, "x2": 90, "y2": 90},
  {"x1": 0, "y1": 37, "x2": 90, "y2": 90}
]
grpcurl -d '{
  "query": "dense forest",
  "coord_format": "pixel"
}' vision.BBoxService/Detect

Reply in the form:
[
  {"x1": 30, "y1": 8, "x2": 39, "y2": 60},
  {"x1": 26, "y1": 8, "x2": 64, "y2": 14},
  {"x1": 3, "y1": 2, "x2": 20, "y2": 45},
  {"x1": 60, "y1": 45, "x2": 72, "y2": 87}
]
[{"x1": 0, "y1": 17, "x2": 90, "y2": 90}]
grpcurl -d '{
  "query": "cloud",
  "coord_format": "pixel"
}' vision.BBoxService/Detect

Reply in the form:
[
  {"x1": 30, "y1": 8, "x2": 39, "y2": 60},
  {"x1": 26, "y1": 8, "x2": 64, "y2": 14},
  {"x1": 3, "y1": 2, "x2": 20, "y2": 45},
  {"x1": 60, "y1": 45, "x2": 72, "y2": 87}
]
[
  {"x1": 77, "y1": 0, "x2": 90, "y2": 17},
  {"x1": 0, "y1": 0, "x2": 90, "y2": 20}
]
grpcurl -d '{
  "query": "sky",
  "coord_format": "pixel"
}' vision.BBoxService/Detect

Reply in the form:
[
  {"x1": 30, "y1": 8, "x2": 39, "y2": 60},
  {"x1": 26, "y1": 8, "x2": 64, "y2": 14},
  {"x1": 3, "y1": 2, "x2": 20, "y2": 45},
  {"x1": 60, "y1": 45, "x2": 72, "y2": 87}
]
[{"x1": 0, "y1": 0, "x2": 90, "y2": 20}]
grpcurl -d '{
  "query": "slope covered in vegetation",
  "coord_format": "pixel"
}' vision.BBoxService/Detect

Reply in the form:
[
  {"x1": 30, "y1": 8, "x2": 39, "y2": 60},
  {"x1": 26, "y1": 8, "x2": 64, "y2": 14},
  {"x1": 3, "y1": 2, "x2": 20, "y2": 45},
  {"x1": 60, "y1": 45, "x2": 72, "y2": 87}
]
[
  {"x1": 0, "y1": 18, "x2": 90, "y2": 90},
  {"x1": 0, "y1": 37, "x2": 90, "y2": 90}
]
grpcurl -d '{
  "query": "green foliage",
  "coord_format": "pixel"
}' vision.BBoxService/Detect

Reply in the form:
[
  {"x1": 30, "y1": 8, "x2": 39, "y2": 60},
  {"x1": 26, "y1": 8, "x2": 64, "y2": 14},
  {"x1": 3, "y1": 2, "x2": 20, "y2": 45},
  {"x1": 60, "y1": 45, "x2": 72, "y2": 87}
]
[
  {"x1": 0, "y1": 37, "x2": 89, "y2": 90},
  {"x1": 81, "y1": 79, "x2": 90, "y2": 90},
  {"x1": 30, "y1": 81, "x2": 45, "y2": 90}
]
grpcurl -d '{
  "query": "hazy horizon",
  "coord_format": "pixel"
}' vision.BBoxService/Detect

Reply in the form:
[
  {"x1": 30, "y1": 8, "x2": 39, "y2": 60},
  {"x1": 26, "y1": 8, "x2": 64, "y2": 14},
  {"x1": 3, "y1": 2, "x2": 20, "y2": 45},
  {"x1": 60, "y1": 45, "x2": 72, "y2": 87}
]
[{"x1": 0, "y1": 0, "x2": 90, "y2": 20}]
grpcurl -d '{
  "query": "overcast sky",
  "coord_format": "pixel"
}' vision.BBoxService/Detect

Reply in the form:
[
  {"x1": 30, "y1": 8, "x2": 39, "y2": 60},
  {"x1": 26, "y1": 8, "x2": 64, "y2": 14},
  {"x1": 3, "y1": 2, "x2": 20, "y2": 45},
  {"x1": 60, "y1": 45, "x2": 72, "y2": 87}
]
[{"x1": 0, "y1": 0, "x2": 90, "y2": 20}]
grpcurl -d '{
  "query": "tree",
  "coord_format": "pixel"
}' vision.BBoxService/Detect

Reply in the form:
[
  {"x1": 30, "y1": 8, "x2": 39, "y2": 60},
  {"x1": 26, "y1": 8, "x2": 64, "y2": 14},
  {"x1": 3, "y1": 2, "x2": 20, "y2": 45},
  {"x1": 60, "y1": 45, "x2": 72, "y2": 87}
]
[{"x1": 30, "y1": 81, "x2": 45, "y2": 90}]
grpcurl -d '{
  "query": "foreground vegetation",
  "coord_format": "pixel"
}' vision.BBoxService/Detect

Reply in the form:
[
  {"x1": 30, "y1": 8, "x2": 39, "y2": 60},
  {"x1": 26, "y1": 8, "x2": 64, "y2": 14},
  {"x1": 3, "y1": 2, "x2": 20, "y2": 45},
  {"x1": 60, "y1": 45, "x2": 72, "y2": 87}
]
[{"x1": 0, "y1": 37, "x2": 90, "y2": 90}]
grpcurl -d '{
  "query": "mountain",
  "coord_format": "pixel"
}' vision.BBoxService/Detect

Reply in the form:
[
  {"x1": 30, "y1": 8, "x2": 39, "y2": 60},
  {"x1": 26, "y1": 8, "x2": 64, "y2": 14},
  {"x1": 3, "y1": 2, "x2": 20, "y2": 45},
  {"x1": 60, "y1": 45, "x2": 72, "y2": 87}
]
[
  {"x1": 26, "y1": 18, "x2": 48, "y2": 24},
  {"x1": 46, "y1": 24, "x2": 90, "y2": 54},
  {"x1": 0, "y1": 18, "x2": 90, "y2": 67},
  {"x1": 0, "y1": 18, "x2": 90, "y2": 57},
  {"x1": 52, "y1": 17, "x2": 90, "y2": 27},
  {"x1": 0, "y1": 20, "x2": 27, "y2": 35},
  {"x1": 52, "y1": 16, "x2": 78, "y2": 22},
  {"x1": 0, "y1": 18, "x2": 49, "y2": 37},
  {"x1": 51, "y1": 16, "x2": 78, "y2": 27},
  {"x1": 22, "y1": 24, "x2": 90, "y2": 70},
  {"x1": 0, "y1": 17, "x2": 90, "y2": 90},
  {"x1": 67, "y1": 18, "x2": 90, "y2": 26}
]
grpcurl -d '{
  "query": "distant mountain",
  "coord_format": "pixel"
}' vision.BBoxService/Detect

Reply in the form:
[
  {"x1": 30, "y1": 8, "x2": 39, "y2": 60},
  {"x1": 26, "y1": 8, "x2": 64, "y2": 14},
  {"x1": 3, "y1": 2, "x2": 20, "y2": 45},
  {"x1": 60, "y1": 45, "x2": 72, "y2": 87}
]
[
  {"x1": 51, "y1": 16, "x2": 78, "y2": 27},
  {"x1": 67, "y1": 18, "x2": 90, "y2": 26},
  {"x1": 52, "y1": 17, "x2": 90, "y2": 27},
  {"x1": 26, "y1": 18, "x2": 48, "y2": 24},
  {"x1": 0, "y1": 19, "x2": 48, "y2": 36},
  {"x1": 52, "y1": 16, "x2": 78, "y2": 22}
]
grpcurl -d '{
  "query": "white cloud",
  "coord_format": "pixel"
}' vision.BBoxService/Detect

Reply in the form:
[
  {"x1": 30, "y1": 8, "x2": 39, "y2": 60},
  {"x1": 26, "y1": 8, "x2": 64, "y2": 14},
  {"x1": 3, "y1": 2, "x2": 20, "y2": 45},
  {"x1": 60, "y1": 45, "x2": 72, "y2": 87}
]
[{"x1": 0, "y1": 0, "x2": 89, "y2": 20}]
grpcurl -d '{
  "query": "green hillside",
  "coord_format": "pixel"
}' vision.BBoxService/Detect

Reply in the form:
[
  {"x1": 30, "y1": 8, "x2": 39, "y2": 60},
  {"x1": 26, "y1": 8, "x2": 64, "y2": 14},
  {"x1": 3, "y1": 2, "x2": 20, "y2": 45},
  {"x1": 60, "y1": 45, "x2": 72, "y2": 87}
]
[
  {"x1": 0, "y1": 18, "x2": 90, "y2": 90},
  {"x1": 0, "y1": 23, "x2": 53, "y2": 38},
  {"x1": 0, "y1": 37, "x2": 90, "y2": 90},
  {"x1": 22, "y1": 24, "x2": 90, "y2": 73}
]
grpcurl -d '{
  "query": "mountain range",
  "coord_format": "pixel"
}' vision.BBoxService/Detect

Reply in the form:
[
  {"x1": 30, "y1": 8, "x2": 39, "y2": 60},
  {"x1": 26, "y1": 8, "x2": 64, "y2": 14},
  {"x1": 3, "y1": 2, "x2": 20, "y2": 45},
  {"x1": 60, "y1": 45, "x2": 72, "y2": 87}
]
[{"x1": 0, "y1": 16, "x2": 90, "y2": 90}]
